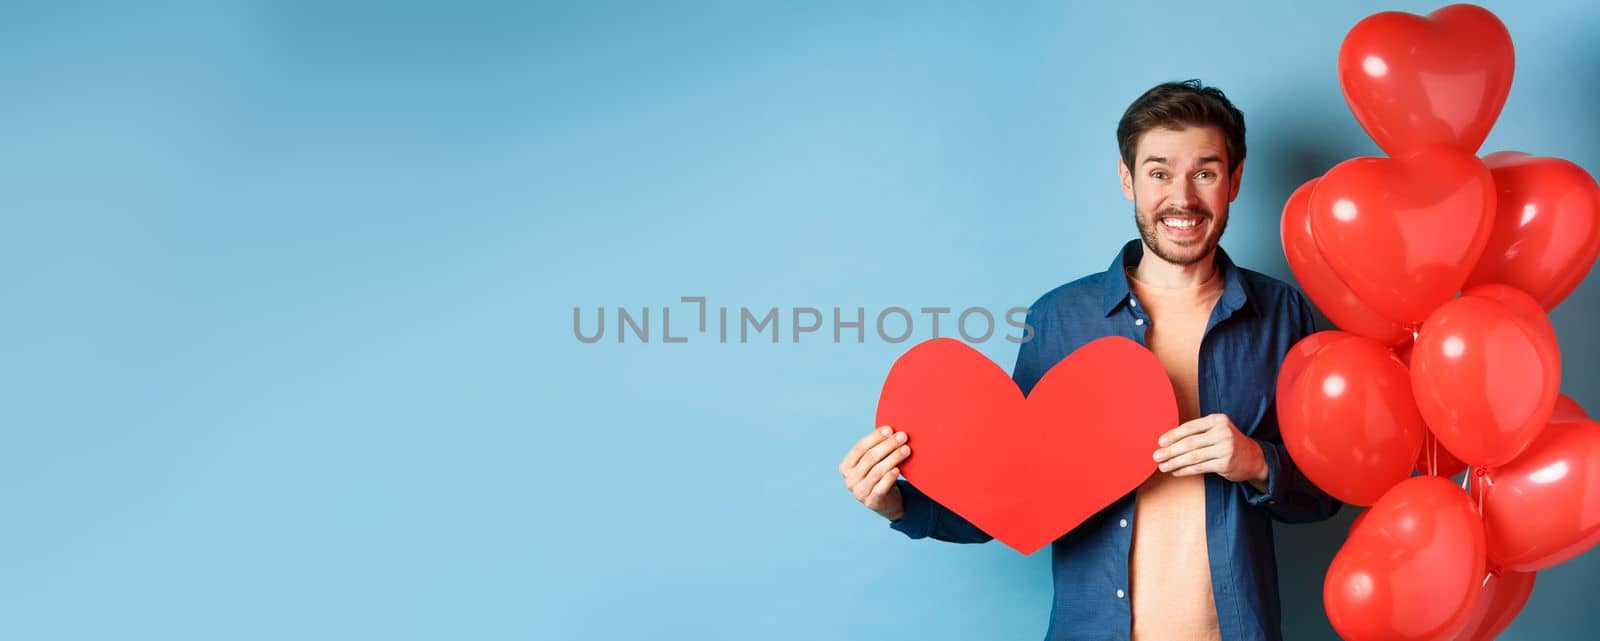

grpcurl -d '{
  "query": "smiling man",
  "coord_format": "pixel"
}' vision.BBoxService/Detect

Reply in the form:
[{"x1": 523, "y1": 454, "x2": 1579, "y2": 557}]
[{"x1": 838, "y1": 80, "x2": 1342, "y2": 641}]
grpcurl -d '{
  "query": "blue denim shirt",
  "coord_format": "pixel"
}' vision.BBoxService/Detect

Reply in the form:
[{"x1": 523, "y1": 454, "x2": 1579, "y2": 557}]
[{"x1": 890, "y1": 240, "x2": 1341, "y2": 641}]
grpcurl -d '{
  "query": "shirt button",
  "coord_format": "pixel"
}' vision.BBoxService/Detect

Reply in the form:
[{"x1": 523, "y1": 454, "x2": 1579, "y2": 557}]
[
  {"x1": 1134, "y1": 318, "x2": 1145, "y2": 326},
  {"x1": 1119, "y1": 519, "x2": 1128, "y2": 528},
  {"x1": 1116, "y1": 589, "x2": 1126, "y2": 599},
  {"x1": 1129, "y1": 299, "x2": 1138, "y2": 308}
]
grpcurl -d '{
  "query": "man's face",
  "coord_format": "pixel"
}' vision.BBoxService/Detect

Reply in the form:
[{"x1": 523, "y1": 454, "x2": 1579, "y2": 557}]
[{"x1": 1118, "y1": 125, "x2": 1243, "y2": 266}]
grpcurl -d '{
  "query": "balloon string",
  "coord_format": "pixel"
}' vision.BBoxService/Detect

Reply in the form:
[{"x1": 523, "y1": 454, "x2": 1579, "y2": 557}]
[
  {"x1": 1409, "y1": 327, "x2": 1438, "y2": 480},
  {"x1": 1474, "y1": 467, "x2": 1491, "y2": 573},
  {"x1": 1424, "y1": 431, "x2": 1438, "y2": 477}
]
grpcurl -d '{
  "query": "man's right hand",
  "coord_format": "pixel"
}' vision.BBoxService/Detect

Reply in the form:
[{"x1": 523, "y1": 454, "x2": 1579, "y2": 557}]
[{"x1": 839, "y1": 425, "x2": 912, "y2": 521}]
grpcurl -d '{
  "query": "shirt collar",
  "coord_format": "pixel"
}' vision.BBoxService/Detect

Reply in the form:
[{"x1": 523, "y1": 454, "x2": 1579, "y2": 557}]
[{"x1": 1099, "y1": 239, "x2": 1254, "y2": 318}]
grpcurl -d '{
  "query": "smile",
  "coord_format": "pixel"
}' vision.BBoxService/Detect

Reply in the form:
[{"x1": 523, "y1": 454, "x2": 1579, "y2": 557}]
[{"x1": 1159, "y1": 216, "x2": 1207, "y2": 229}]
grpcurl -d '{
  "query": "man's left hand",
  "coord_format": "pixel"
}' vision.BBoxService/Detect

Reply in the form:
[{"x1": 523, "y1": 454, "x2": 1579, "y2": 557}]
[{"x1": 1153, "y1": 413, "x2": 1268, "y2": 490}]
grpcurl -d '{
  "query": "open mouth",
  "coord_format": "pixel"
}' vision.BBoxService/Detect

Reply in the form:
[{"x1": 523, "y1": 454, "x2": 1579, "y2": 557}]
[{"x1": 1157, "y1": 213, "x2": 1208, "y2": 238}]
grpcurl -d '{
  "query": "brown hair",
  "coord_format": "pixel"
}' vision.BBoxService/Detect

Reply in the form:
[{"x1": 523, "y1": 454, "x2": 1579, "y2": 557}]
[{"x1": 1117, "y1": 79, "x2": 1246, "y2": 175}]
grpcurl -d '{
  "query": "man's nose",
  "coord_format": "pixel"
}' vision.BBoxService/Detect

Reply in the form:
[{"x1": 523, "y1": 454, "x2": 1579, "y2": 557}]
[{"x1": 1174, "y1": 180, "x2": 1202, "y2": 210}]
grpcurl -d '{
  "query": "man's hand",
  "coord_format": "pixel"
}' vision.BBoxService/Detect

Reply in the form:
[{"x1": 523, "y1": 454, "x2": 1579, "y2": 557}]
[
  {"x1": 839, "y1": 425, "x2": 911, "y2": 521},
  {"x1": 1152, "y1": 413, "x2": 1269, "y2": 491}
]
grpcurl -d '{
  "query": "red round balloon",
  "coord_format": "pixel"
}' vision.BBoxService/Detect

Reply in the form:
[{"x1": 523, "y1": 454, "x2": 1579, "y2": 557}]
[
  {"x1": 1411, "y1": 293, "x2": 1560, "y2": 467},
  {"x1": 1479, "y1": 419, "x2": 1600, "y2": 571},
  {"x1": 1277, "y1": 330, "x2": 1358, "y2": 407},
  {"x1": 1325, "y1": 476, "x2": 1486, "y2": 641},
  {"x1": 1338, "y1": 4, "x2": 1513, "y2": 156},
  {"x1": 1282, "y1": 178, "x2": 1412, "y2": 346},
  {"x1": 1310, "y1": 146, "x2": 1496, "y2": 326},
  {"x1": 1453, "y1": 570, "x2": 1536, "y2": 641},
  {"x1": 1399, "y1": 340, "x2": 1458, "y2": 479},
  {"x1": 1458, "y1": 285, "x2": 1562, "y2": 411},
  {"x1": 1465, "y1": 152, "x2": 1600, "y2": 310},
  {"x1": 1280, "y1": 333, "x2": 1425, "y2": 506},
  {"x1": 1461, "y1": 284, "x2": 1557, "y2": 350}
]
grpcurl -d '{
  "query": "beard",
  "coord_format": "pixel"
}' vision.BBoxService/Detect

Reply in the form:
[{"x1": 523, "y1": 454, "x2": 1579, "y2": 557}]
[{"x1": 1135, "y1": 203, "x2": 1228, "y2": 266}]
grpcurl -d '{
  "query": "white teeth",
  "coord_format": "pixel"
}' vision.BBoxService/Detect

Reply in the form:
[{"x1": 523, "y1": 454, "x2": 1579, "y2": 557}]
[{"x1": 1164, "y1": 218, "x2": 1199, "y2": 228}]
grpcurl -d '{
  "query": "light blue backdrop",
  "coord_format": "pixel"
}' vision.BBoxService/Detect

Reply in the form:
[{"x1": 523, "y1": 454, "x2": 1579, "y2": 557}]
[{"x1": 4, "y1": 1, "x2": 1600, "y2": 639}]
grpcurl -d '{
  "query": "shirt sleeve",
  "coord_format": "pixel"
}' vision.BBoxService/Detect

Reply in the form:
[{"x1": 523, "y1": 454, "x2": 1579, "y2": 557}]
[
  {"x1": 889, "y1": 479, "x2": 994, "y2": 543},
  {"x1": 1238, "y1": 292, "x2": 1343, "y2": 523}
]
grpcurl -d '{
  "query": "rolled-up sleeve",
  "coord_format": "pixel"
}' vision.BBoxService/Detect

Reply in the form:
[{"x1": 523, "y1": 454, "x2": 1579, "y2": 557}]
[{"x1": 889, "y1": 479, "x2": 993, "y2": 543}]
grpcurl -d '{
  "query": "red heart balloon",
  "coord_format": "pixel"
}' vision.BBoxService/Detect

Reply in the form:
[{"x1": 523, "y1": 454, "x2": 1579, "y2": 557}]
[
  {"x1": 874, "y1": 337, "x2": 1176, "y2": 555},
  {"x1": 1452, "y1": 570, "x2": 1536, "y2": 641},
  {"x1": 1338, "y1": 4, "x2": 1514, "y2": 156},
  {"x1": 1349, "y1": 507, "x2": 1370, "y2": 536},
  {"x1": 1310, "y1": 146, "x2": 1496, "y2": 326},
  {"x1": 1552, "y1": 394, "x2": 1589, "y2": 422},
  {"x1": 1464, "y1": 151, "x2": 1600, "y2": 310},
  {"x1": 1279, "y1": 331, "x2": 1425, "y2": 506},
  {"x1": 1479, "y1": 419, "x2": 1600, "y2": 571},
  {"x1": 1411, "y1": 292, "x2": 1560, "y2": 467},
  {"x1": 1325, "y1": 476, "x2": 1486, "y2": 641},
  {"x1": 1282, "y1": 177, "x2": 1412, "y2": 346}
]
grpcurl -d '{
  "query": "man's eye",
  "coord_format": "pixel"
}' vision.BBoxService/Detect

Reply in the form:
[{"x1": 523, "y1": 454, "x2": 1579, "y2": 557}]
[
  {"x1": 1196, "y1": 171, "x2": 1215, "y2": 180},
  {"x1": 1151, "y1": 171, "x2": 1168, "y2": 180}
]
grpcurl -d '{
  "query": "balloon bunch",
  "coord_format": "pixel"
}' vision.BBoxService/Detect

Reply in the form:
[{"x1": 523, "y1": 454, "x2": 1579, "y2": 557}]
[{"x1": 1276, "y1": 5, "x2": 1600, "y2": 640}]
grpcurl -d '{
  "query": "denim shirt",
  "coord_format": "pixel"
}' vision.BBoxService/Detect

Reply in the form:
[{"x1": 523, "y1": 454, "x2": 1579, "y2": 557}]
[{"x1": 890, "y1": 240, "x2": 1341, "y2": 641}]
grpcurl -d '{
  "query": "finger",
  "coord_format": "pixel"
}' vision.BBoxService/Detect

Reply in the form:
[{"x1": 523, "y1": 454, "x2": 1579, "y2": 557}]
[
  {"x1": 851, "y1": 474, "x2": 874, "y2": 502},
  {"x1": 865, "y1": 441, "x2": 910, "y2": 487},
  {"x1": 864, "y1": 466, "x2": 900, "y2": 510},
  {"x1": 1153, "y1": 428, "x2": 1225, "y2": 464},
  {"x1": 854, "y1": 442, "x2": 909, "y2": 502},
  {"x1": 849, "y1": 430, "x2": 909, "y2": 482},
  {"x1": 1157, "y1": 415, "x2": 1221, "y2": 448},
  {"x1": 1158, "y1": 444, "x2": 1222, "y2": 474},
  {"x1": 1170, "y1": 457, "x2": 1226, "y2": 478},
  {"x1": 849, "y1": 426, "x2": 895, "y2": 467},
  {"x1": 841, "y1": 426, "x2": 892, "y2": 475},
  {"x1": 850, "y1": 462, "x2": 894, "y2": 504}
]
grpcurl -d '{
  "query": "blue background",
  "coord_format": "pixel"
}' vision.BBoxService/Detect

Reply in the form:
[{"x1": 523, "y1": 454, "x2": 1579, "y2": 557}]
[{"x1": 4, "y1": 1, "x2": 1600, "y2": 639}]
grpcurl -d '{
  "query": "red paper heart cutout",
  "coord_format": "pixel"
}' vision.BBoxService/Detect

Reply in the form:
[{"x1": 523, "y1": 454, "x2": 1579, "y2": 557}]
[
  {"x1": 1309, "y1": 145, "x2": 1495, "y2": 326},
  {"x1": 874, "y1": 337, "x2": 1176, "y2": 555},
  {"x1": 1338, "y1": 4, "x2": 1513, "y2": 156}
]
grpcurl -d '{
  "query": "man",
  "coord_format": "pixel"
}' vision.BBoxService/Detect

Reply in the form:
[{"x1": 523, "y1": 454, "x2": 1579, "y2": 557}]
[{"x1": 837, "y1": 80, "x2": 1341, "y2": 641}]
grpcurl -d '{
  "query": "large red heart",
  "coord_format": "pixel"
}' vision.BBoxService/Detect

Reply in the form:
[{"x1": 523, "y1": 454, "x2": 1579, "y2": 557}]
[
  {"x1": 1463, "y1": 151, "x2": 1600, "y2": 310},
  {"x1": 1309, "y1": 145, "x2": 1495, "y2": 326},
  {"x1": 1338, "y1": 4, "x2": 1514, "y2": 156},
  {"x1": 874, "y1": 337, "x2": 1176, "y2": 555}
]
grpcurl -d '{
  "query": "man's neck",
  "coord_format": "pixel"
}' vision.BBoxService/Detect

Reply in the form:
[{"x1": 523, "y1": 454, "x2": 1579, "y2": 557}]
[{"x1": 1132, "y1": 244, "x2": 1218, "y2": 288}]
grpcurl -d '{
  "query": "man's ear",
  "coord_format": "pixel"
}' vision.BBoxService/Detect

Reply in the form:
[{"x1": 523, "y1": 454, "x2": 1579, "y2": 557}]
[
  {"x1": 1118, "y1": 157, "x2": 1135, "y2": 201},
  {"x1": 1228, "y1": 160, "x2": 1245, "y2": 202}
]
